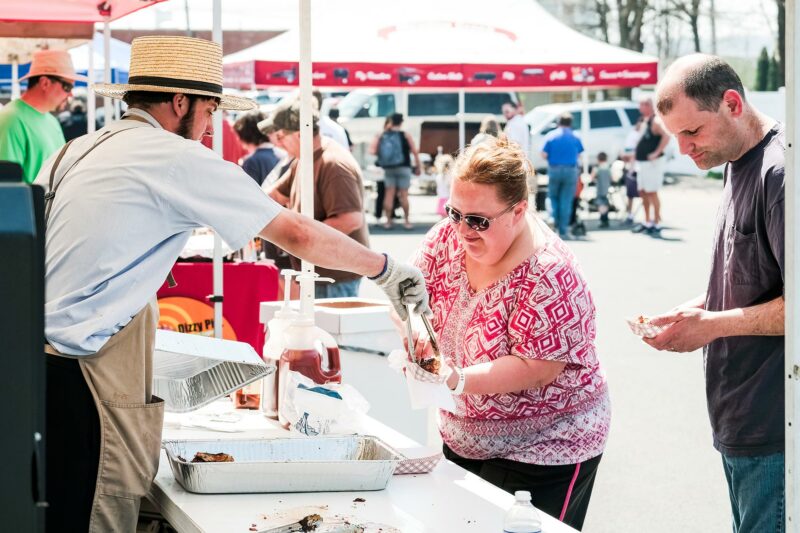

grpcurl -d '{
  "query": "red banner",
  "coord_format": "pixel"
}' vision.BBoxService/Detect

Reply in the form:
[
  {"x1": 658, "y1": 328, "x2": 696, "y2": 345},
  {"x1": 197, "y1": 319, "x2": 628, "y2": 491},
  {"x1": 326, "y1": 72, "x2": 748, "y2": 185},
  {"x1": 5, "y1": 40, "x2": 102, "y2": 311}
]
[{"x1": 225, "y1": 61, "x2": 657, "y2": 90}]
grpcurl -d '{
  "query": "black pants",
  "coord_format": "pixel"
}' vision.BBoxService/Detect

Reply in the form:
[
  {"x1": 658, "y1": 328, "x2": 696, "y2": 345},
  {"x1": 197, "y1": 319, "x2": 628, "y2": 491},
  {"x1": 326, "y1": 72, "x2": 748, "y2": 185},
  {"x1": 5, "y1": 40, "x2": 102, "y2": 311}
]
[
  {"x1": 46, "y1": 354, "x2": 101, "y2": 533},
  {"x1": 374, "y1": 181, "x2": 401, "y2": 219},
  {"x1": 443, "y1": 444, "x2": 602, "y2": 530}
]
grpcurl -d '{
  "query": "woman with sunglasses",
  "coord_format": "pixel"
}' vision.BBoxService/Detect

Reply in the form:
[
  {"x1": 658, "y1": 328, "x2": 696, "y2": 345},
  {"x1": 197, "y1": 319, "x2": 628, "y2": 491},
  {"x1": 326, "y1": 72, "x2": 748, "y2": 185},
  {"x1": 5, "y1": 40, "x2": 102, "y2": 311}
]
[{"x1": 409, "y1": 135, "x2": 610, "y2": 531}]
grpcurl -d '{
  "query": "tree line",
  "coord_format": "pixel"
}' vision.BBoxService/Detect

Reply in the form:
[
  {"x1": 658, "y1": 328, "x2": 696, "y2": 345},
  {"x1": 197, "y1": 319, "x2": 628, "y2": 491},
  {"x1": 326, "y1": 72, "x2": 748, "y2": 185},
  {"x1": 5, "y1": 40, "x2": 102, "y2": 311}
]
[{"x1": 582, "y1": 0, "x2": 784, "y2": 89}]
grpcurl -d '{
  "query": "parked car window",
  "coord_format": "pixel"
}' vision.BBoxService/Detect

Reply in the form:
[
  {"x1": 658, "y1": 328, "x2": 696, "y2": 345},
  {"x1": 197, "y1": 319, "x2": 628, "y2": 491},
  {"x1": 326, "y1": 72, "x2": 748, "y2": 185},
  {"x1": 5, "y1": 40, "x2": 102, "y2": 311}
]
[
  {"x1": 465, "y1": 93, "x2": 513, "y2": 114},
  {"x1": 539, "y1": 111, "x2": 582, "y2": 136},
  {"x1": 408, "y1": 93, "x2": 459, "y2": 116},
  {"x1": 624, "y1": 107, "x2": 641, "y2": 126},
  {"x1": 589, "y1": 109, "x2": 622, "y2": 129},
  {"x1": 356, "y1": 93, "x2": 396, "y2": 118}
]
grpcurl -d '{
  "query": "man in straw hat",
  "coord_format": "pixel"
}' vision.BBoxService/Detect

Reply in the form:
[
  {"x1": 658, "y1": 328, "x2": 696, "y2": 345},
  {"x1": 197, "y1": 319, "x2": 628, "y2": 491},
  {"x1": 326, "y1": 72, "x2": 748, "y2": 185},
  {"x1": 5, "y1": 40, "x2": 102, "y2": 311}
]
[
  {"x1": 0, "y1": 49, "x2": 86, "y2": 183},
  {"x1": 34, "y1": 36, "x2": 429, "y2": 532}
]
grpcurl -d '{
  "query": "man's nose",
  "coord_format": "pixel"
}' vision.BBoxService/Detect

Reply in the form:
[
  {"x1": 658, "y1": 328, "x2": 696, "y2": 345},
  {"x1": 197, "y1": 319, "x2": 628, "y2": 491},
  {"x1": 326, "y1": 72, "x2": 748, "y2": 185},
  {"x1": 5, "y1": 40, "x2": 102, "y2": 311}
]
[{"x1": 677, "y1": 136, "x2": 693, "y2": 155}]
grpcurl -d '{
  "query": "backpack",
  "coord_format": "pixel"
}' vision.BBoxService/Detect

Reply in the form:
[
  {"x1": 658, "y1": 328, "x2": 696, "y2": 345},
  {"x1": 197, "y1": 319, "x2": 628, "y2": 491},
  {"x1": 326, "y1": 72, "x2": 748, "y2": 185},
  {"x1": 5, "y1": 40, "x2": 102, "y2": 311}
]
[{"x1": 377, "y1": 131, "x2": 406, "y2": 168}]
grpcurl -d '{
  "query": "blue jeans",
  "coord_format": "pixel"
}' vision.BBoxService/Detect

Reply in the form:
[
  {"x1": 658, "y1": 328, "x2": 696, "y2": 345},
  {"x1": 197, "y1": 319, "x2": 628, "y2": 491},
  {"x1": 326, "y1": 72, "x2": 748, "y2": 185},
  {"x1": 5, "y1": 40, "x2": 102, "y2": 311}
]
[
  {"x1": 314, "y1": 278, "x2": 361, "y2": 299},
  {"x1": 721, "y1": 452, "x2": 784, "y2": 533},
  {"x1": 547, "y1": 165, "x2": 579, "y2": 237}
]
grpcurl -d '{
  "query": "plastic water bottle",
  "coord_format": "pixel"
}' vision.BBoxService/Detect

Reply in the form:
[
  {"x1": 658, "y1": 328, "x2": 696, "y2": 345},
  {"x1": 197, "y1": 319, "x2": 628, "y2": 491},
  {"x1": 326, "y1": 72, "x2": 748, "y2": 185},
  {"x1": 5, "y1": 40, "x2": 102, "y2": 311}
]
[{"x1": 503, "y1": 490, "x2": 542, "y2": 533}]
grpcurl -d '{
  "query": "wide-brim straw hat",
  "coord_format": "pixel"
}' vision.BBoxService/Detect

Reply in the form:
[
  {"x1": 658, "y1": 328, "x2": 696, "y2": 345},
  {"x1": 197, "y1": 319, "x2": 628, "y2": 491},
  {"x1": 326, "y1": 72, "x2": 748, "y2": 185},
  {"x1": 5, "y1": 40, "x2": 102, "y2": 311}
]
[
  {"x1": 20, "y1": 49, "x2": 88, "y2": 83},
  {"x1": 93, "y1": 36, "x2": 255, "y2": 112}
]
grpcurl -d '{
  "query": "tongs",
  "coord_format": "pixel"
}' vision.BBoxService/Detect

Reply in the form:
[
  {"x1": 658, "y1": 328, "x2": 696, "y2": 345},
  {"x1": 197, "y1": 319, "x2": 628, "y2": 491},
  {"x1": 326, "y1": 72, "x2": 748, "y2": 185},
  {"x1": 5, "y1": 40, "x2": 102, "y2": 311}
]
[{"x1": 405, "y1": 304, "x2": 439, "y2": 360}]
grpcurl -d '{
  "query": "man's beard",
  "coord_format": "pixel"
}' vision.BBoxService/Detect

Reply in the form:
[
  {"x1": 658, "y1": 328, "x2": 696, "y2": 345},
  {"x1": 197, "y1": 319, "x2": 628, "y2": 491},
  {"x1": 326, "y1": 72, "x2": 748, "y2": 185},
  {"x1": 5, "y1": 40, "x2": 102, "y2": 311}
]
[{"x1": 176, "y1": 98, "x2": 197, "y2": 140}]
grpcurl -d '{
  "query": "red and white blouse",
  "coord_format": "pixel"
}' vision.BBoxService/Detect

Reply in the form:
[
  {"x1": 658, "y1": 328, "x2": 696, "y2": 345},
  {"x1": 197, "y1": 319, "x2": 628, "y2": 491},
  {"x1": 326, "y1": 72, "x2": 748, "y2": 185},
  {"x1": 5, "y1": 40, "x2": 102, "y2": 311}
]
[{"x1": 413, "y1": 220, "x2": 610, "y2": 466}]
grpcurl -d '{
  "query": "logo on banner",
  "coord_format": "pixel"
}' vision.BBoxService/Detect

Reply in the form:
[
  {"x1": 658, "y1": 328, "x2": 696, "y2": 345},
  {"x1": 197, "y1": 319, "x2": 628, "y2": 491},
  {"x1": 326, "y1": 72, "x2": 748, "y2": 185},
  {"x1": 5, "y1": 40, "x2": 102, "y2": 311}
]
[
  {"x1": 158, "y1": 296, "x2": 237, "y2": 340},
  {"x1": 355, "y1": 70, "x2": 392, "y2": 82},
  {"x1": 571, "y1": 67, "x2": 596, "y2": 83},
  {"x1": 599, "y1": 69, "x2": 653, "y2": 81},
  {"x1": 427, "y1": 71, "x2": 463, "y2": 81}
]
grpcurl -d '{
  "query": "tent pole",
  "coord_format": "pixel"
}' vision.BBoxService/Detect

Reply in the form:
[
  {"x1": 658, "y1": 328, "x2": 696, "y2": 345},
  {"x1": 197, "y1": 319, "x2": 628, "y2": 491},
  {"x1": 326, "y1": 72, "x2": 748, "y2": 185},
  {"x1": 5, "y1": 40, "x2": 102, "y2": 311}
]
[
  {"x1": 11, "y1": 59, "x2": 19, "y2": 100},
  {"x1": 458, "y1": 89, "x2": 465, "y2": 152},
  {"x1": 786, "y1": 1, "x2": 798, "y2": 530},
  {"x1": 87, "y1": 31, "x2": 96, "y2": 134},
  {"x1": 580, "y1": 87, "x2": 589, "y2": 178},
  {"x1": 103, "y1": 20, "x2": 112, "y2": 128},
  {"x1": 298, "y1": 0, "x2": 315, "y2": 318},
  {"x1": 211, "y1": 0, "x2": 224, "y2": 338}
]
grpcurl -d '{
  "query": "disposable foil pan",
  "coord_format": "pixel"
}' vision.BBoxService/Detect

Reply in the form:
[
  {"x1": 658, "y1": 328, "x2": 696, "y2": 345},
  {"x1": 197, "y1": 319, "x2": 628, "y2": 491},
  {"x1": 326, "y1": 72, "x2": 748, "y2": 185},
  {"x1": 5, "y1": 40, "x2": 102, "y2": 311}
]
[
  {"x1": 154, "y1": 330, "x2": 274, "y2": 413},
  {"x1": 162, "y1": 436, "x2": 401, "y2": 493}
]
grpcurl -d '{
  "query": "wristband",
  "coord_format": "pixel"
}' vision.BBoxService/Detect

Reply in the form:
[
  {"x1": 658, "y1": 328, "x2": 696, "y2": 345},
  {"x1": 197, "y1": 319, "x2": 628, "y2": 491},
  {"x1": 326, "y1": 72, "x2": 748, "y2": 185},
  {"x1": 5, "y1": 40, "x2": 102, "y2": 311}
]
[
  {"x1": 450, "y1": 366, "x2": 466, "y2": 395},
  {"x1": 367, "y1": 253, "x2": 389, "y2": 280}
]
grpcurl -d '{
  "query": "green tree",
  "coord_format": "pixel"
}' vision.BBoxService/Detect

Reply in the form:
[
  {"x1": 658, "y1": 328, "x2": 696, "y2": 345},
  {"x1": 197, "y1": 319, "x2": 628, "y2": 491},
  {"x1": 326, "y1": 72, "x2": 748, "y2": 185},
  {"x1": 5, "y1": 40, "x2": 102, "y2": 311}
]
[
  {"x1": 767, "y1": 54, "x2": 780, "y2": 90},
  {"x1": 755, "y1": 47, "x2": 770, "y2": 91}
]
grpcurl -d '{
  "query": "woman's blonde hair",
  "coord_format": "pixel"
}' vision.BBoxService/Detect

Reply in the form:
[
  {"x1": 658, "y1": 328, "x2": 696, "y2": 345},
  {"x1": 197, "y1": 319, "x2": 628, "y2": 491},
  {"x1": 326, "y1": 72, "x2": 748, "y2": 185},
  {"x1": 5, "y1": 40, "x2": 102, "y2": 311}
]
[{"x1": 452, "y1": 134, "x2": 532, "y2": 205}]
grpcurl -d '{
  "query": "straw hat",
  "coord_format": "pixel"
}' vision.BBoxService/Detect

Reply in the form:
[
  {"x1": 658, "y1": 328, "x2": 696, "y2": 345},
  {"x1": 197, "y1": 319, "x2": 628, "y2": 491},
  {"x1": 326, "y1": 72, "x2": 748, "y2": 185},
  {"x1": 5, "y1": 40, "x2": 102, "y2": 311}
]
[
  {"x1": 93, "y1": 36, "x2": 255, "y2": 112},
  {"x1": 20, "y1": 49, "x2": 88, "y2": 83}
]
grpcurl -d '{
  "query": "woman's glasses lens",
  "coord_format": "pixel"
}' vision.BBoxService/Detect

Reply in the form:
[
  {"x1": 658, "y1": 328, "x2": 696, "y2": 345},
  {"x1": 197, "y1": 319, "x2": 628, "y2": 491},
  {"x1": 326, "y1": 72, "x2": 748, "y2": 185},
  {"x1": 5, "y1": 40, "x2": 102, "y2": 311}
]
[{"x1": 445, "y1": 206, "x2": 490, "y2": 232}]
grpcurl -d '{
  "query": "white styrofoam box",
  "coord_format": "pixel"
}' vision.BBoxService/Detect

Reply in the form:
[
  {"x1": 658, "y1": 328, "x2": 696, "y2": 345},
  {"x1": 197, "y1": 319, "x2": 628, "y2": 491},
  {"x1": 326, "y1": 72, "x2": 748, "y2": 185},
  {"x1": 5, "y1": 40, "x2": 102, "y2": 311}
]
[
  {"x1": 260, "y1": 298, "x2": 394, "y2": 334},
  {"x1": 259, "y1": 298, "x2": 400, "y2": 353}
]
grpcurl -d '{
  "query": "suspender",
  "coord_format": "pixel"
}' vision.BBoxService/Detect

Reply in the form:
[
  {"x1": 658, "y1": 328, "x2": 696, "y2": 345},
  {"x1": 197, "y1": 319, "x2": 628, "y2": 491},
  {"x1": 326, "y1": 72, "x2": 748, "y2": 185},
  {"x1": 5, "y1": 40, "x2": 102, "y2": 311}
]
[
  {"x1": 43, "y1": 114, "x2": 178, "y2": 288},
  {"x1": 44, "y1": 129, "x2": 128, "y2": 224}
]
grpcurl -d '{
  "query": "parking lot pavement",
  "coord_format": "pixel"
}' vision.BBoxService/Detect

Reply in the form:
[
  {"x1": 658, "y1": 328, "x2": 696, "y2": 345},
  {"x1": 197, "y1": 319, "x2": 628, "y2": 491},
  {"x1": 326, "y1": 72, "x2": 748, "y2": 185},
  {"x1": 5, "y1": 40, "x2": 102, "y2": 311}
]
[{"x1": 361, "y1": 176, "x2": 731, "y2": 532}]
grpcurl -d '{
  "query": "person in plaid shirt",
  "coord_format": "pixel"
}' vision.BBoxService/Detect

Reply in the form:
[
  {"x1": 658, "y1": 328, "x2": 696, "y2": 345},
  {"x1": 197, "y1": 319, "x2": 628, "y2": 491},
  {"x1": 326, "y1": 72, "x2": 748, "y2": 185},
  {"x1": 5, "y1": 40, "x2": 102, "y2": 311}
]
[{"x1": 407, "y1": 136, "x2": 610, "y2": 531}]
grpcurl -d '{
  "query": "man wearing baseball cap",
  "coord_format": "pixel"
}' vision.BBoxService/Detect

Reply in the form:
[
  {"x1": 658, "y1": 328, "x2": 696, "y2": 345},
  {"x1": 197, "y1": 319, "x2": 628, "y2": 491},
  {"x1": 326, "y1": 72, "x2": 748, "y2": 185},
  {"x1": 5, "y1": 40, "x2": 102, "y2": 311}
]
[
  {"x1": 0, "y1": 49, "x2": 86, "y2": 183},
  {"x1": 260, "y1": 97, "x2": 369, "y2": 298},
  {"x1": 35, "y1": 36, "x2": 429, "y2": 532}
]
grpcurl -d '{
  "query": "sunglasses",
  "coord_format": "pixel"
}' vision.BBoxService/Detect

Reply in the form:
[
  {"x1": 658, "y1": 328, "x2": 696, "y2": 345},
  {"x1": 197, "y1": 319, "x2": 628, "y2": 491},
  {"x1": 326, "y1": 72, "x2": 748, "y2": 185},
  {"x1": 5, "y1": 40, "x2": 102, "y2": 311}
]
[
  {"x1": 48, "y1": 77, "x2": 73, "y2": 93},
  {"x1": 444, "y1": 202, "x2": 519, "y2": 232}
]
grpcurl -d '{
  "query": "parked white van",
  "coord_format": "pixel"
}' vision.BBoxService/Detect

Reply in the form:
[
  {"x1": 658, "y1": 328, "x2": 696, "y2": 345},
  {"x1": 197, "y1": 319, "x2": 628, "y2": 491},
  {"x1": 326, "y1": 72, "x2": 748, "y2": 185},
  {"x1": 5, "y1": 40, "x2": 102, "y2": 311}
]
[
  {"x1": 335, "y1": 89, "x2": 519, "y2": 166},
  {"x1": 526, "y1": 100, "x2": 640, "y2": 172}
]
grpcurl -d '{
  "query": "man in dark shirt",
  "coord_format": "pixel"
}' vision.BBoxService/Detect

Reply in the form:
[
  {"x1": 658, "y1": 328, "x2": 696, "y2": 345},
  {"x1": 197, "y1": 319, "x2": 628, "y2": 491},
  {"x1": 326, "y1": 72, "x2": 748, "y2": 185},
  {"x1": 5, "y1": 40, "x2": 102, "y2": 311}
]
[
  {"x1": 233, "y1": 111, "x2": 281, "y2": 185},
  {"x1": 645, "y1": 54, "x2": 785, "y2": 533}
]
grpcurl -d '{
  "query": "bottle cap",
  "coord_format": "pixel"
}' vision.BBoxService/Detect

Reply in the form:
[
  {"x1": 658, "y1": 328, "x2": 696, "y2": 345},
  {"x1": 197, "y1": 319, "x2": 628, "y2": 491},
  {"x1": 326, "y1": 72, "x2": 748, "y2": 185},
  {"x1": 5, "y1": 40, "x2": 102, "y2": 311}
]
[{"x1": 515, "y1": 490, "x2": 531, "y2": 502}]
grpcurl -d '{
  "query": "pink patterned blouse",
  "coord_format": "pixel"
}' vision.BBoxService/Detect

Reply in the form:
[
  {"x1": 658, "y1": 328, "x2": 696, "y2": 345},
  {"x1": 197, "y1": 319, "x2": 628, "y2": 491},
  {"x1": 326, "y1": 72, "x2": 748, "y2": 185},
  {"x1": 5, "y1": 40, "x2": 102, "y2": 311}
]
[{"x1": 413, "y1": 220, "x2": 610, "y2": 466}]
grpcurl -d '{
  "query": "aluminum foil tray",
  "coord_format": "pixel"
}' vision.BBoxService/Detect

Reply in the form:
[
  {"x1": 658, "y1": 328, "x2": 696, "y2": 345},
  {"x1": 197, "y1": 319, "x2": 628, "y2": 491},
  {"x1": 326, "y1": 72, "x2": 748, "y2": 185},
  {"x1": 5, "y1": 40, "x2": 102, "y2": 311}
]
[
  {"x1": 162, "y1": 436, "x2": 401, "y2": 493},
  {"x1": 154, "y1": 331, "x2": 274, "y2": 413}
]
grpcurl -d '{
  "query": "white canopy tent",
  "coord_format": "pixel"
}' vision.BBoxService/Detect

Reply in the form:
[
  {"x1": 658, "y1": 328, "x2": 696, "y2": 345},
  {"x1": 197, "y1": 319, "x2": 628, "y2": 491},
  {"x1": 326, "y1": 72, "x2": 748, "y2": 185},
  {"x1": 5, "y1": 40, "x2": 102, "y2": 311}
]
[
  {"x1": 224, "y1": 0, "x2": 656, "y2": 90},
  {"x1": 69, "y1": 32, "x2": 131, "y2": 84},
  {"x1": 225, "y1": 0, "x2": 657, "y2": 172}
]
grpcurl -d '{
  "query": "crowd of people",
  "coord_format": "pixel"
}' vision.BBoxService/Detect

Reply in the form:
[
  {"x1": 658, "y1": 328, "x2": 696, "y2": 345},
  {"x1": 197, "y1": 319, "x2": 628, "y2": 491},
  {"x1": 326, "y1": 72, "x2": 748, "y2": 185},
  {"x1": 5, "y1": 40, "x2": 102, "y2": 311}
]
[{"x1": 0, "y1": 38, "x2": 786, "y2": 533}]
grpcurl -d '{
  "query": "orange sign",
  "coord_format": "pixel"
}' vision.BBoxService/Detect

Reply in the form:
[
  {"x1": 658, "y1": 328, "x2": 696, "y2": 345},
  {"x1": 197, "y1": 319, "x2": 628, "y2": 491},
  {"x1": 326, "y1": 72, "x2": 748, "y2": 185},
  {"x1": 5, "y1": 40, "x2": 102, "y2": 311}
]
[{"x1": 157, "y1": 296, "x2": 238, "y2": 341}]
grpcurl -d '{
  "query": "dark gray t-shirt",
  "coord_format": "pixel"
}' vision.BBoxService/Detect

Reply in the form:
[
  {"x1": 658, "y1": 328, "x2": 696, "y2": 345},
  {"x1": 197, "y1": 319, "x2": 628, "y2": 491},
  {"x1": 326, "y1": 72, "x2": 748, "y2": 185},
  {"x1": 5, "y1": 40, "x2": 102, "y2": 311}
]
[{"x1": 705, "y1": 124, "x2": 785, "y2": 456}]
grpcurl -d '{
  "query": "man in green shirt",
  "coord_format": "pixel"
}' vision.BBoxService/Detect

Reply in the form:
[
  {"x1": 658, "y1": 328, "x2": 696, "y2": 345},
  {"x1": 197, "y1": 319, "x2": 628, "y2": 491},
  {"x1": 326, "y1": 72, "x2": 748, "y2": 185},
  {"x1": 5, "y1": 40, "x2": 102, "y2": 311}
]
[{"x1": 0, "y1": 50, "x2": 86, "y2": 183}]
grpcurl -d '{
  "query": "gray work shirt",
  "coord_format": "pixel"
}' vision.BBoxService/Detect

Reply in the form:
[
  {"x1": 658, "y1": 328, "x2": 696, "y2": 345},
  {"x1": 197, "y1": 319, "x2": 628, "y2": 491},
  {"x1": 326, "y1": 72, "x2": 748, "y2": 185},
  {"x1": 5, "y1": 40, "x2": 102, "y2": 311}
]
[{"x1": 705, "y1": 123, "x2": 785, "y2": 456}]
